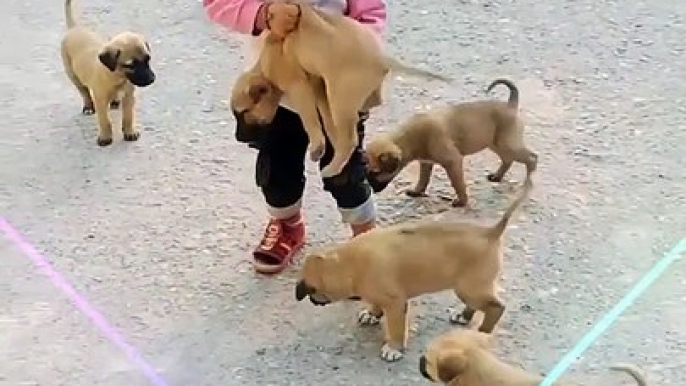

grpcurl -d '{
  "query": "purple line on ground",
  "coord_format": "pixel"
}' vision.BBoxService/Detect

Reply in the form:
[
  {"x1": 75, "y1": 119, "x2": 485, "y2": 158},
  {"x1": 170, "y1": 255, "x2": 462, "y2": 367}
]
[{"x1": 0, "y1": 217, "x2": 172, "y2": 386}]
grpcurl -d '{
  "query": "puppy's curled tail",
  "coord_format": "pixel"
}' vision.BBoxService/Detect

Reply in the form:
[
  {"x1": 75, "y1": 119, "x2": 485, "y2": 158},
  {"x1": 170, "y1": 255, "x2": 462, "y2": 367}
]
[
  {"x1": 385, "y1": 57, "x2": 452, "y2": 83},
  {"x1": 486, "y1": 78, "x2": 519, "y2": 110},
  {"x1": 487, "y1": 174, "x2": 533, "y2": 239},
  {"x1": 609, "y1": 363, "x2": 649, "y2": 386},
  {"x1": 65, "y1": 0, "x2": 77, "y2": 29}
]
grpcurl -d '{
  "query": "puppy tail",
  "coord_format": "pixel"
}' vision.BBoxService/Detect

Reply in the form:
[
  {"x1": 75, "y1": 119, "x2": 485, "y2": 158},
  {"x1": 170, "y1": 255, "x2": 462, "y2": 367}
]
[
  {"x1": 486, "y1": 78, "x2": 519, "y2": 110},
  {"x1": 384, "y1": 56, "x2": 452, "y2": 83},
  {"x1": 487, "y1": 173, "x2": 533, "y2": 239},
  {"x1": 65, "y1": 0, "x2": 77, "y2": 29},
  {"x1": 608, "y1": 363, "x2": 649, "y2": 386}
]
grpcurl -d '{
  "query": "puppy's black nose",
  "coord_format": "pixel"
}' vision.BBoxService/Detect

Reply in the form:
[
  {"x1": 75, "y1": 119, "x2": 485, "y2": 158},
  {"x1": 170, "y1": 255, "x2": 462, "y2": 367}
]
[{"x1": 419, "y1": 355, "x2": 432, "y2": 381}]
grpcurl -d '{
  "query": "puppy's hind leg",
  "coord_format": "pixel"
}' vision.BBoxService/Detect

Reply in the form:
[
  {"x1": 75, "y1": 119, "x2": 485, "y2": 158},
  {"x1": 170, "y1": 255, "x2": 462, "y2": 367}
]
[
  {"x1": 319, "y1": 78, "x2": 371, "y2": 178},
  {"x1": 405, "y1": 161, "x2": 434, "y2": 197},
  {"x1": 110, "y1": 90, "x2": 122, "y2": 110},
  {"x1": 288, "y1": 80, "x2": 327, "y2": 163},
  {"x1": 453, "y1": 287, "x2": 505, "y2": 334},
  {"x1": 61, "y1": 52, "x2": 94, "y2": 115}
]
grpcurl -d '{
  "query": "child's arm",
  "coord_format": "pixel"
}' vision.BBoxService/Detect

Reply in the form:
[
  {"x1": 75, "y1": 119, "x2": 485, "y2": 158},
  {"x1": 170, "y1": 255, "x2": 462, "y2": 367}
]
[
  {"x1": 202, "y1": 0, "x2": 268, "y2": 35},
  {"x1": 347, "y1": 0, "x2": 388, "y2": 38}
]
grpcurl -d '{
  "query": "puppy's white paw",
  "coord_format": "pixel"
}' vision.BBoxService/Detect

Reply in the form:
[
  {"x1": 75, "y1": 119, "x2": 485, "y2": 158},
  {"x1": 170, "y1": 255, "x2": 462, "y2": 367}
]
[
  {"x1": 357, "y1": 309, "x2": 381, "y2": 326},
  {"x1": 380, "y1": 343, "x2": 404, "y2": 362},
  {"x1": 449, "y1": 310, "x2": 470, "y2": 325}
]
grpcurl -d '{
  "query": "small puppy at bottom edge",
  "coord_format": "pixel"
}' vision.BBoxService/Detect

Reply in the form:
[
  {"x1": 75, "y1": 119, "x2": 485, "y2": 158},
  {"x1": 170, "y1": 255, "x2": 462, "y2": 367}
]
[
  {"x1": 365, "y1": 78, "x2": 537, "y2": 207},
  {"x1": 419, "y1": 329, "x2": 649, "y2": 386},
  {"x1": 295, "y1": 174, "x2": 534, "y2": 362},
  {"x1": 60, "y1": 0, "x2": 155, "y2": 146}
]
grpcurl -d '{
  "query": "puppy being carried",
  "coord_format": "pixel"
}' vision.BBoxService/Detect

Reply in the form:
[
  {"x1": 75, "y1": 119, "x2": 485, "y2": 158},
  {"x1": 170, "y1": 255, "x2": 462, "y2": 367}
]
[
  {"x1": 60, "y1": 0, "x2": 155, "y2": 146},
  {"x1": 365, "y1": 78, "x2": 538, "y2": 207},
  {"x1": 230, "y1": 0, "x2": 451, "y2": 178},
  {"x1": 295, "y1": 174, "x2": 534, "y2": 362},
  {"x1": 419, "y1": 329, "x2": 649, "y2": 386}
]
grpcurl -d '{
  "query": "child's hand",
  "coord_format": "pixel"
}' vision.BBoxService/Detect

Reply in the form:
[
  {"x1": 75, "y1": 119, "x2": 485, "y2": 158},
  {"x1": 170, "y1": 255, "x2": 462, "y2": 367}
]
[{"x1": 266, "y1": 2, "x2": 301, "y2": 39}]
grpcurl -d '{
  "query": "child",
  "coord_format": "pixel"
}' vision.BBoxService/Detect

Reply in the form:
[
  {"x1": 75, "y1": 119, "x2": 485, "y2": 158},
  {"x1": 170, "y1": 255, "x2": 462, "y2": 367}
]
[{"x1": 203, "y1": 0, "x2": 388, "y2": 274}]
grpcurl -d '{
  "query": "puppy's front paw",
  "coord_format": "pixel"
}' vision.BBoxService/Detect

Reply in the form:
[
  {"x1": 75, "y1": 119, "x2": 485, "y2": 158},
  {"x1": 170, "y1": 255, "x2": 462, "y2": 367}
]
[
  {"x1": 487, "y1": 173, "x2": 503, "y2": 182},
  {"x1": 123, "y1": 131, "x2": 140, "y2": 142},
  {"x1": 82, "y1": 106, "x2": 95, "y2": 115},
  {"x1": 97, "y1": 137, "x2": 113, "y2": 147},
  {"x1": 405, "y1": 189, "x2": 428, "y2": 198},
  {"x1": 357, "y1": 309, "x2": 381, "y2": 326},
  {"x1": 380, "y1": 343, "x2": 404, "y2": 362}
]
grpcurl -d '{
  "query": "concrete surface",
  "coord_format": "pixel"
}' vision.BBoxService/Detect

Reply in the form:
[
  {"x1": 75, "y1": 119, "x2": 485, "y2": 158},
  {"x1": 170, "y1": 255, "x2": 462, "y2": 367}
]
[{"x1": 1, "y1": 0, "x2": 685, "y2": 385}]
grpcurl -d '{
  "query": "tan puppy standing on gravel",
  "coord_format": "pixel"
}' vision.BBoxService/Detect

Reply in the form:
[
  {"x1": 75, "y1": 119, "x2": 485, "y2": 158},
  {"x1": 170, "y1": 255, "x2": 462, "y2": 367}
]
[
  {"x1": 365, "y1": 79, "x2": 538, "y2": 207},
  {"x1": 419, "y1": 329, "x2": 649, "y2": 386},
  {"x1": 230, "y1": 0, "x2": 451, "y2": 178},
  {"x1": 60, "y1": 0, "x2": 155, "y2": 146},
  {"x1": 294, "y1": 174, "x2": 533, "y2": 362}
]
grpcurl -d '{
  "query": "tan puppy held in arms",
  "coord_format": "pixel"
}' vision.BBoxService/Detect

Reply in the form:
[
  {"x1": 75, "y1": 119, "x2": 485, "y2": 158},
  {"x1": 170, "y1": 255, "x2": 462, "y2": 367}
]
[
  {"x1": 418, "y1": 329, "x2": 649, "y2": 386},
  {"x1": 60, "y1": 0, "x2": 155, "y2": 146},
  {"x1": 230, "y1": 0, "x2": 451, "y2": 178},
  {"x1": 365, "y1": 79, "x2": 538, "y2": 207},
  {"x1": 294, "y1": 174, "x2": 533, "y2": 362}
]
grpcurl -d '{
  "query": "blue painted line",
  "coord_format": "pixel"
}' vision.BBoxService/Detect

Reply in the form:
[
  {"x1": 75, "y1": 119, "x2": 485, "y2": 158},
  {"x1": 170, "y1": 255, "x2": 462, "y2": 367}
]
[{"x1": 539, "y1": 237, "x2": 686, "y2": 386}]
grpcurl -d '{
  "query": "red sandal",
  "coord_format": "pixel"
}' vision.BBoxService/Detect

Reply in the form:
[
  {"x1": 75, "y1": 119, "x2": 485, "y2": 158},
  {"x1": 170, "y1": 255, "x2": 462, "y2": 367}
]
[{"x1": 252, "y1": 213, "x2": 305, "y2": 275}]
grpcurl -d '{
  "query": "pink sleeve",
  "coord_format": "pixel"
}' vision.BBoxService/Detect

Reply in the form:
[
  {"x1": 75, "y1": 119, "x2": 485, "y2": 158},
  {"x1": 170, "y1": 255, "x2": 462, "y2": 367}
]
[
  {"x1": 202, "y1": 0, "x2": 262, "y2": 35},
  {"x1": 347, "y1": 0, "x2": 388, "y2": 38}
]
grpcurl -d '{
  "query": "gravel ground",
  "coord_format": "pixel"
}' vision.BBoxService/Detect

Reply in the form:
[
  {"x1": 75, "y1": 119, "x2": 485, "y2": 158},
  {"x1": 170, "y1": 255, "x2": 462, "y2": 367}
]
[{"x1": 1, "y1": 0, "x2": 685, "y2": 385}]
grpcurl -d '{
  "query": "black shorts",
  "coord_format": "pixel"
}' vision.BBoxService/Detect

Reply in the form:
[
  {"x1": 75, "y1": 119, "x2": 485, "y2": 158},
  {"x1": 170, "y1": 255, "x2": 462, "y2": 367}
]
[{"x1": 236, "y1": 106, "x2": 372, "y2": 210}]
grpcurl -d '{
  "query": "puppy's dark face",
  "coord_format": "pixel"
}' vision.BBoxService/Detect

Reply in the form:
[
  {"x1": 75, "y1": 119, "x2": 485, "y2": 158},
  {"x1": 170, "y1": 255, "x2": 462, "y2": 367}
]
[
  {"x1": 364, "y1": 137, "x2": 403, "y2": 193},
  {"x1": 420, "y1": 330, "x2": 492, "y2": 384},
  {"x1": 230, "y1": 71, "x2": 282, "y2": 144},
  {"x1": 295, "y1": 251, "x2": 356, "y2": 306},
  {"x1": 99, "y1": 32, "x2": 155, "y2": 87}
]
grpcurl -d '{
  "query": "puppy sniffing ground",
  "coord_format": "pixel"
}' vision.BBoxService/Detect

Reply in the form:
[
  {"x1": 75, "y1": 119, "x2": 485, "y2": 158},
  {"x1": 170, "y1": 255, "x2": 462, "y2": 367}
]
[
  {"x1": 60, "y1": 0, "x2": 155, "y2": 146},
  {"x1": 419, "y1": 329, "x2": 649, "y2": 386},
  {"x1": 365, "y1": 78, "x2": 538, "y2": 207},
  {"x1": 295, "y1": 174, "x2": 534, "y2": 362}
]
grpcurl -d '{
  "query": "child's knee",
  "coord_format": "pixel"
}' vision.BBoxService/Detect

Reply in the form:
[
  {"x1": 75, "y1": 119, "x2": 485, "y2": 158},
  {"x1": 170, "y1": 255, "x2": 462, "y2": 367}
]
[{"x1": 339, "y1": 195, "x2": 376, "y2": 224}]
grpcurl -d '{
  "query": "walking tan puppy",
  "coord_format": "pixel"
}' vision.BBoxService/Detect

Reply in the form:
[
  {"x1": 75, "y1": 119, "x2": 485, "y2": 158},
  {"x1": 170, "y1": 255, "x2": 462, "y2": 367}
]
[
  {"x1": 294, "y1": 174, "x2": 533, "y2": 362},
  {"x1": 60, "y1": 0, "x2": 155, "y2": 147},
  {"x1": 230, "y1": 1, "x2": 451, "y2": 178},
  {"x1": 365, "y1": 79, "x2": 537, "y2": 206},
  {"x1": 418, "y1": 329, "x2": 649, "y2": 386}
]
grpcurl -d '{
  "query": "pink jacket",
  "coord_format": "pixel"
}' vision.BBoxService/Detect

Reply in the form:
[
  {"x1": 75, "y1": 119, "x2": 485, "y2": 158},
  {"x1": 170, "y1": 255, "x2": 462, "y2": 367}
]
[{"x1": 203, "y1": 0, "x2": 387, "y2": 38}]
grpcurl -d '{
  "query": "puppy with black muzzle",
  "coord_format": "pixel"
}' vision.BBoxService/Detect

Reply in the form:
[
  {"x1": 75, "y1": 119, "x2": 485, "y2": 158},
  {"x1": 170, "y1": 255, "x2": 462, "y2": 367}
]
[
  {"x1": 419, "y1": 329, "x2": 649, "y2": 386},
  {"x1": 60, "y1": 0, "x2": 155, "y2": 147},
  {"x1": 295, "y1": 174, "x2": 533, "y2": 362},
  {"x1": 365, "y1": 79, "x2": 537, "y2": 207}
]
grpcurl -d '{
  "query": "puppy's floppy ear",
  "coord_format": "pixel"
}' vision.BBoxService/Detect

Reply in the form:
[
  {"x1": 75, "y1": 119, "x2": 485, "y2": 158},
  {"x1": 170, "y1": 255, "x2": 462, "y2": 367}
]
[
  {"x1": 437, "y1": 349, "x2": 468, "y2": 383},
  {"x1": 378, "y1": 152, "x2": 401, "y2": 173},
  {"x1": 98, "y1": 48, "x2": 121, "y2": 72},
  {"x1": 247, "y1": 83, "x2": 270, "y2": 103}
]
